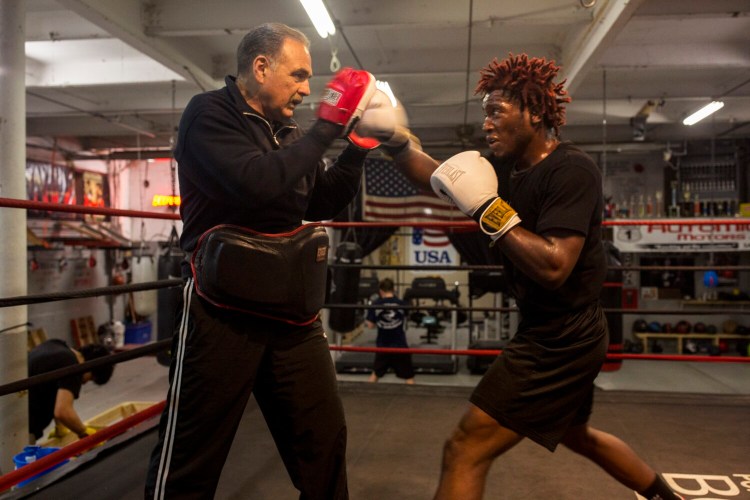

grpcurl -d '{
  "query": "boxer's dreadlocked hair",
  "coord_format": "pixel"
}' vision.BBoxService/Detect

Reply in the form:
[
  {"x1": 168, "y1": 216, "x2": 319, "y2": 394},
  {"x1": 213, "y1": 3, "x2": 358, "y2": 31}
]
[{"x1": 475, "y1": 53, "x2": 571, "y2": 136}]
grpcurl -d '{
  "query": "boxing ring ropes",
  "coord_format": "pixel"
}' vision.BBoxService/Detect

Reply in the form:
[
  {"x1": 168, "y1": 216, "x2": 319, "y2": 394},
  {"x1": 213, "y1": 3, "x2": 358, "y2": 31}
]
[{"x1": 0, "y1": 196, "x2": 749, "y2": 492}]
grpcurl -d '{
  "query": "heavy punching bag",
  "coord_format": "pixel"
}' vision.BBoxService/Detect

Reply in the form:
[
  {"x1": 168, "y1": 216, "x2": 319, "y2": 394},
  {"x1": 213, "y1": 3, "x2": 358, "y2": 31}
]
[
  {"x1": 328, "y1": 242, "x2": 363, "y2": 333},
  {"x1": 157, "y1": 227, "x2": 186, "y2": 366}
]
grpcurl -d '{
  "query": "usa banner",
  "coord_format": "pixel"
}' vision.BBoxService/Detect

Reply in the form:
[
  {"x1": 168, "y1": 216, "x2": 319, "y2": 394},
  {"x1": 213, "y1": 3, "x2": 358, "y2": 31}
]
[{"x1": 409, "y1": 227, "x2": 460, "y2": 272}]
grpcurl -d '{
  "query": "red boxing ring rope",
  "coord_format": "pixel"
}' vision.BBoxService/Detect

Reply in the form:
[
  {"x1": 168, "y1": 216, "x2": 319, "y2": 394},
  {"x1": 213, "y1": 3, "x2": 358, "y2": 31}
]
[
  {"x1": 0, "y1": 401, "x2": 166, "y2": 492},
  {"x1": 329, "y1": 345, "x2": 750, "y2": 363},
  {"x1": 2, "y1": 197, "x2": 746, "y2": 228},
  {"x1": 0, "y1": 197, "x2": 180, "y2": 220}
]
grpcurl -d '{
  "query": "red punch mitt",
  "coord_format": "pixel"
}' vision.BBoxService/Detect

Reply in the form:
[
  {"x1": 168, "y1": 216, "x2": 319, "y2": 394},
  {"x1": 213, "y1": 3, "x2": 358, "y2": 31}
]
[{"x1": 317, "y1": 67, "x2": 376, "y2": 135}]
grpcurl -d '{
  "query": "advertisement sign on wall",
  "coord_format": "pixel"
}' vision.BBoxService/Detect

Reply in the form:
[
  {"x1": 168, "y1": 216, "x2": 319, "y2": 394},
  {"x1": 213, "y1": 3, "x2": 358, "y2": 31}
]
[{"x1": 615, "y1": 221, "x2": 750, "y2": 252}]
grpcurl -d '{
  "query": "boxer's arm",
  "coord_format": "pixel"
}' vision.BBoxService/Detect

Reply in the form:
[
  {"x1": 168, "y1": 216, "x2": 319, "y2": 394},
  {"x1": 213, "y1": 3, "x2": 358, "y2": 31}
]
[
  {"x1": 499, "y1": 159, "x2": 596, "y2": 289},
  {"x1": 429, "y1": 150, "x2": 583, "y2": 290},
  {"x1": 390, "y1": 146, "x2": 440, "y2": 193},
  {"x1": 497, "y1": 228, "x2": 584, "y2": 290}
]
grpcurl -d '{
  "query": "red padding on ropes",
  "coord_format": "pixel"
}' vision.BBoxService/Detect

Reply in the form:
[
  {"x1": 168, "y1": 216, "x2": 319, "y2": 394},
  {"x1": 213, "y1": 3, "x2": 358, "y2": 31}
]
[
  {"x1": 0, "y1": 197, "x2": 179, "y2": 221},
  {"x1": 607, "y1": 353, "x2": 750, "y2": 363},
  {"x1": 329, "y1": 345, "x2": 750, "y2": 363},
  {"x1": 1, "y1": 198, "x2": 745, "y2": 230},
  {"x1": 323, "y1": 220, "x2": 476, "y2": 229},
  {"x1": 331, "y1": 345, "x2": 502, "y2": 357},
  {"x1": 0, "y1": 400, "x2": 166, "y2": 492}
]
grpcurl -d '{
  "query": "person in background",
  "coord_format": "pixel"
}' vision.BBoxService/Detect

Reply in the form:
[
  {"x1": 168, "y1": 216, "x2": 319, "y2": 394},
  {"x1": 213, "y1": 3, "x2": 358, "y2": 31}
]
[
  {"x1": 353, "y1": 52, "x2": 683, "y2": 500},
  {"x1": 366, "y1": 277, "x2": 415, "y2": 384},
  {"x1": 28, "y1": 339, "x2": 113, "y2": 442}
]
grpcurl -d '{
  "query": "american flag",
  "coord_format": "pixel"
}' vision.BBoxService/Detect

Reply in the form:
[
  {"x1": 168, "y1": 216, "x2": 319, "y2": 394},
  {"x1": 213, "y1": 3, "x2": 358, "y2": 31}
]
[
  {"x1": 362, "y1": 157, "x2": 467, "y2": 224},
  {"x1": 412, "y1": 227, "x2": 453, "y2": 247}
]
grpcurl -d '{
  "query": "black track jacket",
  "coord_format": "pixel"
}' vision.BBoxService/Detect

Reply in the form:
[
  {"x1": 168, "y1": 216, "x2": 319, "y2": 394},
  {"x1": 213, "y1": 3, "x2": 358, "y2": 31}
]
[{"x1": 176, "y1": 75, "x2": 366, "y2": 274}]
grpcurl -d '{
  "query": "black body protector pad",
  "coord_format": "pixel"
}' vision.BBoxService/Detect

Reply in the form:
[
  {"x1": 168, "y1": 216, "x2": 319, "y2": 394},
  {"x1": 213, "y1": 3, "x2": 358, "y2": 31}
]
[{"x1": 191, "y1": 224, "x2": 329, "y2": 325}]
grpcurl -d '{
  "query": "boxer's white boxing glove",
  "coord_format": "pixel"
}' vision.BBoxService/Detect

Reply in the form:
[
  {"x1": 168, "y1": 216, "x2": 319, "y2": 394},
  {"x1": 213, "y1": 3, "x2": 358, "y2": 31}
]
[
  {"x1": 350, "y1": 89, "x2": 410, "y2": 149},
  {"x1": 431, "y1": 151, "x2": 521, "y2": 240},
  {"x1": 317, "y1": 68, "x2": 376, "y2": 135}
]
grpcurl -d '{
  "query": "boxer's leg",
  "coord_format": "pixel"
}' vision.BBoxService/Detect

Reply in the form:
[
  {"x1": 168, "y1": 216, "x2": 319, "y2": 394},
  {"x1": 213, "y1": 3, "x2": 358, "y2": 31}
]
[
  {"x1": 433, "y1": 403, "x2": 523, "y2": 500},
  {"x1": 561, "y1": 424, "x2": 683, "y2": 500}
]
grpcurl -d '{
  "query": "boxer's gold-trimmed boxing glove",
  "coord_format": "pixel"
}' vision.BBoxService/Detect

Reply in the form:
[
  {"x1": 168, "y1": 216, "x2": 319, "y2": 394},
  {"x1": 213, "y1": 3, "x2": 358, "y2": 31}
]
[{"x1": 430, "y1": 151, "x2": 521, "y2": 240}]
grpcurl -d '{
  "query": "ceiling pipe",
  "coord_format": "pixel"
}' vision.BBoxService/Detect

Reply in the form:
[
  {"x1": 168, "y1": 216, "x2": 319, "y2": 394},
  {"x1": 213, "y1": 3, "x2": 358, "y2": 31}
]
[
  {"x1": 27, "y1": 91, "x2": 156, "y2": 138},
  {"x1": 457, "y1": 0, "x2": 474, "y2": 147},
  {"x1": 461, "y1": 0, "x2": 475, "y2": 143}
]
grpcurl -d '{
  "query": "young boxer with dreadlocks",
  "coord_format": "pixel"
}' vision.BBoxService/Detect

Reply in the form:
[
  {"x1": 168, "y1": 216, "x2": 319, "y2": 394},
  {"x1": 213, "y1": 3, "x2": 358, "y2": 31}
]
[{"x1": 354, "y1": 53, "x2": 682, "y2": 500}]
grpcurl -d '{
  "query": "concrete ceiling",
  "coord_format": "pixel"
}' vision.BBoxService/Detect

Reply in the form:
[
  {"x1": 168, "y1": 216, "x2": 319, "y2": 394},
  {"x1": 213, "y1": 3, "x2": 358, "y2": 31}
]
[{"x1": 22, "y1": 0, "x2": 750, "y2": 159}]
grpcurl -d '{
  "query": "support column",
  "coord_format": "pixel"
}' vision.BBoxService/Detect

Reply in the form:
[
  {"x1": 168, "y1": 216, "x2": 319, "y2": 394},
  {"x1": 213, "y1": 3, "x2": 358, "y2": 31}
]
[{"x1": 0, "y1": 0, "x2": 29, "y2": 474}]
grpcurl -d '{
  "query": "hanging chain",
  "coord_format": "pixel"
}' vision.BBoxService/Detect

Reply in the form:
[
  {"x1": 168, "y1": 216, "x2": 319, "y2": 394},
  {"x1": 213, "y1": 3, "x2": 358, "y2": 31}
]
[{"x1": 328, "y1": 37, "x2": 341, "y2": 73}]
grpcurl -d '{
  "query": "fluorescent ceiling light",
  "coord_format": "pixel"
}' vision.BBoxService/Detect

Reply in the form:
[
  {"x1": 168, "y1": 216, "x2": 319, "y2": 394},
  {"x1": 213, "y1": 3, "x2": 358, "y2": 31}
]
[
  {"x1": 299, "y1": 0, "x2": 336, "y2": 38},
  {"x1": 682, "y1": 101, "x2": 724, "y2": 126}
]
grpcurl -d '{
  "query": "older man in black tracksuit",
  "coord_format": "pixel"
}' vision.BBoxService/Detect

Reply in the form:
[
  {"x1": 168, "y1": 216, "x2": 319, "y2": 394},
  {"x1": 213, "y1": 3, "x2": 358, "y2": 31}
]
[{"x1": 145, "y1": 23, "x2": 378, "y2": 499}]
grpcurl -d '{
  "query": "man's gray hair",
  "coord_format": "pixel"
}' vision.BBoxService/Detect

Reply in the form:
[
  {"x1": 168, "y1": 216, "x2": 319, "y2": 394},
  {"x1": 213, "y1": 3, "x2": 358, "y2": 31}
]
[{"x1": 236, "y1": 23, "x2": 310, "y2": 76}]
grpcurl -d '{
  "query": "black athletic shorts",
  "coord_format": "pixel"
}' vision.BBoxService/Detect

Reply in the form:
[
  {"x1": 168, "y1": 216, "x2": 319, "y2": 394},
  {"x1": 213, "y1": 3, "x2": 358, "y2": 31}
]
[
  {"x1": 470, "y1": 302, "x2": 608, "y2": 451},
  {"x1": 372, "y1": 352, "x2": 415, "y2": 379}
]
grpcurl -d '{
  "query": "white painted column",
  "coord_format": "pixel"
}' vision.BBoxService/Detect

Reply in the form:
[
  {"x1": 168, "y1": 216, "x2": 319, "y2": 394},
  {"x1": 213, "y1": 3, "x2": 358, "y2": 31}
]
[{"x1": 0, "y1": 0, "x2": 29, "y2": 474}]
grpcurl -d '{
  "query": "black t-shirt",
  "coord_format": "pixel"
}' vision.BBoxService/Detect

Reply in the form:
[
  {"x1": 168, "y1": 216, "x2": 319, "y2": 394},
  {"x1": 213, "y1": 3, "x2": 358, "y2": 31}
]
[
  {"x1": 28, "y1": 339, "x2": 82, "y2": 438},
  {"x1": 366, "y1": 296, "x2": 408, "y2": 347},
  {"x1": 505, "y1": 142, "x2": 606, "y2": 318}
]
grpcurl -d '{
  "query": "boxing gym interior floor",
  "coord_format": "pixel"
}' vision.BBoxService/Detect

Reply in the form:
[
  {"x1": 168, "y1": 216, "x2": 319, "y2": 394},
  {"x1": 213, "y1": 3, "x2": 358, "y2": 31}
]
[{"x1": 5, "y1": 331, "x2": 750, "y2": 500}]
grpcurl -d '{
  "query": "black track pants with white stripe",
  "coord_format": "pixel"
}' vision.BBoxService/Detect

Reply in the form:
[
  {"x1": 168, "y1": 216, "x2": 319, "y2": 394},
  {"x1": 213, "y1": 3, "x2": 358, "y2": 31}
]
[{"x1": 145, "y1": 279, "x2": 348, "y2": 499}]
